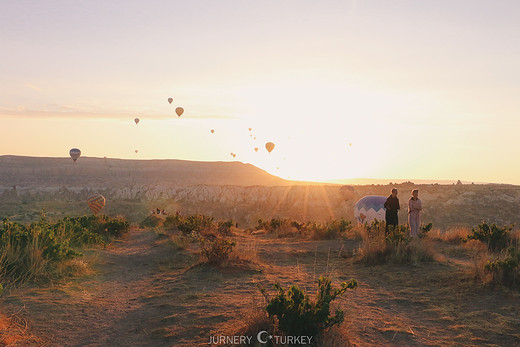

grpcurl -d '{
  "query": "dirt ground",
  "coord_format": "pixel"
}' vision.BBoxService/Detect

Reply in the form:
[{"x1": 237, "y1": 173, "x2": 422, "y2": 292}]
[{"x1": 1, "y1": 228, "x2": 520, "y2": 346}]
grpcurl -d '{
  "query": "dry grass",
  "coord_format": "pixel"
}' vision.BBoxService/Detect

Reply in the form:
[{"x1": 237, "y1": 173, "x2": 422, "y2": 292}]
[
  {"x1": 0, "y1": 236, "x2": 48, "y2": 284},
  {"x1": 49, "y1": 258, "x2": 92, "y2": 279},
  {"x1": 428, "y1": 227, "x2": 471, "y2": 244},
  {"x1": 168, "y1": 234, "x2": 192, "y2": 250},
  {"x1": 231, "y1": 241, "x2": 260, "y2": 264},
  {"x1": 356, "y1": 224, "x2": 435, "y2": 264}
]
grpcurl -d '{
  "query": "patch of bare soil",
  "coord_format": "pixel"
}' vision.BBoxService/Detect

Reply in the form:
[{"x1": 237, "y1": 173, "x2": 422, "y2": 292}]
[{"x1": 1, "y1": 230, "x2": 520, "y2": 346}]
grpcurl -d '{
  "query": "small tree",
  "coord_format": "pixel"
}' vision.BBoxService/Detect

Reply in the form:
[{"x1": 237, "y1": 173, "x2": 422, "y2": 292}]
[
  {"x1": 466, "y1": 222, "x2": 512, "y2": 252},
  {"x1": 262, "y1": 276, "x2": 357, "y2": 337},
  {"x1": 198, "y1": 236, "x2": 236, "y2": 265}
]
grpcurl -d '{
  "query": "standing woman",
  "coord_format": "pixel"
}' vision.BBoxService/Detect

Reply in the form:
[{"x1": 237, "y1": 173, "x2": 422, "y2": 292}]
[
  {"x1": 384, "y1": 188, "x2": 400, "y2": 234},
  {"x1": 408, "y1": 189, "x2": 422, "y2": 237}
]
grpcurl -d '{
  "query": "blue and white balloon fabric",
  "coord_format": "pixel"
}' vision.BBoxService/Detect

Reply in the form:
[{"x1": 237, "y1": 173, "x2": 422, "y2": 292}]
[{"x1": 354, "y1": 195, "x2": 387, "y2": 223}]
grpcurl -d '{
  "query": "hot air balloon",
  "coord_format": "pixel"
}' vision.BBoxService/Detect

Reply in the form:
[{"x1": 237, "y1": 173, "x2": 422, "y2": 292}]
[
  {"x1": 248, "y1": 128, "x2": 252, "y2": 132},
  {"x1": 134, "y1": 118, "x2": 140, "y2": 125},
  {"x1": 265, "y1": 142, "x2": 275, "y2": 153},
  {"x1": 87, "y1": 195, "x2": 106, "y2": 215},
  {"x1": 211, "y1": 129, "x2": 215, "y2": 134},
  {"x1": 168, "y1": 97, "x2": 173, "y2": 104},
  {"x1": 354, "y1": 195, "x2": 387, "y2": 223},
  {"x1": 135, "y1": 149, "x2": 139, "y2": 153},
  {"x1": 175, "y1": 107, "x2": 184, "y2": 117},
  {"x1": 69, "y1": 148, "x2": 81, "y2": 162},
  {"x1": 254, "y1": 147, "x2": 258, "y2": 152}
]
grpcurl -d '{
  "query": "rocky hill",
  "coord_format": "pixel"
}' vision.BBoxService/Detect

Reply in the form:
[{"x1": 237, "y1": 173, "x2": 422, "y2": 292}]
[
  {"x1": 0, "y1": 155, "x2": 291, "y2": 187},
  {"x1": 1, "y1": 156, "x2": 519, "y2": 229}
]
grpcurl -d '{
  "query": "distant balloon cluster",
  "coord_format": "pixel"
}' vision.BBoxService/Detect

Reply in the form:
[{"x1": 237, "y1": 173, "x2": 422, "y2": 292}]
[{"x1": 67, "y1": 92, "x2": 356, "y2": 215}]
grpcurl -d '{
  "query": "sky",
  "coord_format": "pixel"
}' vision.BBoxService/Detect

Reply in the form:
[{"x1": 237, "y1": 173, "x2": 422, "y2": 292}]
[{"x1": 1, "y1": 0, "x2": 519, "y2": 183}]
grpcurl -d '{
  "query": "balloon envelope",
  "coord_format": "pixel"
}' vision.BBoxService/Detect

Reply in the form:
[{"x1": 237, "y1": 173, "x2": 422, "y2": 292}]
[
  {"x1": 175, "y1": 107, "x2": 184, "y2": 117},
  {"x1": 211, "y1": 129, "x2": 215, "y2": 133},
  {"x1": 168, "y1": 97, "x2": 173, "y2": 104},
  {"x1": 265, "y1": 142, "x2": 275, "y2": 153},
  {"x1": 254, "y1": 147, "x2": 258, "y2": 152},
  {"x1": 354, "y1": 195, "x2": 387, "y2": 223},
  {"x1": 69, "y1": 148, "x2": 81, "y2": 162},
  {"x1": 134, "y1": 118, "x2": 140, "y2": 125},
  {"x1": 87, "y1": 195, "x2": 106, "y2": 215}
]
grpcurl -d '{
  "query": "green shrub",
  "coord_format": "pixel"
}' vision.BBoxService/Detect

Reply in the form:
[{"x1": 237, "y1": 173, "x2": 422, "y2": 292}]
[
  {"x1": 217, "y1": 220, "x2": 234, "y2": 235},
  {"x1": 310, "y1": 218, "x2": 353, "y2": 240},
  {"x1": 466, "y1": 222, "x2": 512, "y2": 252},
  {"x1": 262, "y1": 276, "x2": 357, "y2": 338},
  {"x1": 420, "y1": 222, "x2": 433, "y2": 237},
  {"x1": 358, "y1": 223, "x2": 434, "y2": 264},
  {"x1": 177, "y1": 215, "x2": 214, "y2": 235},
  {"x1": 255, "y1": 218, "x2": 293, "y2": 233},
  {"x1": 198, "y1": 236, "x2": 236, "y2": 265},
  {"x1": 484, "y1": 246, "x2": 520, "y2": 287},
  {"x1": 0, "y1": 215, "x2": 129, "y2": 283},
  {"x1": 164, "y1": 214, "x2": 182, "y2": 229}
]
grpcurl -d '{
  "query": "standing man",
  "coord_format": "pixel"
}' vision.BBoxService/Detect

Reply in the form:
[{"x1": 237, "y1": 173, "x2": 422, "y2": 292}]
[{"x1": 384, "y1": 188, "x2": 400, "y2": 234}]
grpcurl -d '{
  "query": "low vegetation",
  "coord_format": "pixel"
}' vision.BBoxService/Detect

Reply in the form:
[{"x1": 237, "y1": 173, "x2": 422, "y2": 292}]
[
  {"x1": 255, "y1": 217, "x2": 353, "y2": 239},
  {"x1": 465, "y1": 221, "x2": 513, "y2": 252},
  {"x1": 259, "y1": 276, "x2": 358, "y2": 339},
  {"x1": 357, "y1": 220, "x2": 435, "y2": 264},
  {"x1": 0, "y1": 214, "x2": 129, "y2": 284}
]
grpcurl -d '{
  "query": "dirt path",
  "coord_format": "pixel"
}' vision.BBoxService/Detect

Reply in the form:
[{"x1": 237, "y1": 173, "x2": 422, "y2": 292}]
[
  {"x1": 1, "y1": 229, "x2": 177, "y2": 346},
  {"x1": 2, "y1": 230, "x2": 520, "y2": 346}
]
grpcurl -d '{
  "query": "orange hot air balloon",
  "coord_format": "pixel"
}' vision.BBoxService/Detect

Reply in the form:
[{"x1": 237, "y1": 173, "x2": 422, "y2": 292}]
[
  {"x1": 168, "y1": 97, "x2": 173, "y2": 104},
  {"x1": 248, "y1": 128, "x2": 252, "y2": 131},
  {"x1": 134, "y1": 118, "x2": 140, "y2": 125},
  {"x1": 87, "y1": 195, "x2": 106, "y2": 215},
  {"x1": 254, "y1": 147, "x2": 258, "y2": 152},
  {"x1": 211, "y1": 129, "x2": 215, "y2": 134},
  {"x1": 69, "y1": 148, "x2": 81, "y2": 162},
  {"x1": 265, "y1": 142, "x2": 275, "y2": 153},
  {"x1": 135, "y1": 149, "x2": 139, "y2": 153},
  {"x1": 175, "y1": 107, "x2": 184, "y2": 117}
]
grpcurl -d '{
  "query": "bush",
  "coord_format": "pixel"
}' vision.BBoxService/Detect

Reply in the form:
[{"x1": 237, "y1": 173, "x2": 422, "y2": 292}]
[
  {"x1": 484, "y1": 246, "x2": 520, "y2": 287},
  {"x1": 177, "y1": 215, "x2": 214, "y2": 236},
  {"x1": 420, "y1": 222, "x2": 433, "y2": 237},
  {"x1": 261, "y1": 276, "x2": 357, "y2": 338},
  {"x1": 217, "y1": 220, "x2": 234, "y2": 235},
  {"x1": 163, "y1": 214, "x2": 182, "y2": 229},
  {"x1": 255, "y1": 218, "x2": 353, "y2": 240},
  {"x1": 198, "y1": 236, "x2": 236, "y2": 265},
  {"x1": 357, "y1": 223, "x2": 434, "y2": 264},
  {"x1": 310, "y1": 218, "x2": 353, "y2": 240},
  {"x1": 0, "y1": 215, "x2": 129, "y2": 283},
  {"x1": 465, "y1": 222, "x2": 512, "y2": 252}
]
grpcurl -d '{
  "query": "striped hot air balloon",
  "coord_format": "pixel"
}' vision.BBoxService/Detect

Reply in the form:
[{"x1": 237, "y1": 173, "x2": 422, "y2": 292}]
[
  {"x1": 87, "y1": 195, "x2": 106, "y2": 215},
  {"x1": 69, "y1": 148, "x2": 81, "y2": 162},
  {"x1": 354, "y1": 195, "x2": 386, "y2": 223}
]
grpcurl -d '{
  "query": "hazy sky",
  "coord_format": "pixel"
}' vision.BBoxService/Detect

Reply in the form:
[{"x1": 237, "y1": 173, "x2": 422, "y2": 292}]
[{"x1": 1, "y1": 1, "x2": 519, "y2": 183}]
